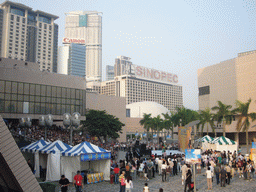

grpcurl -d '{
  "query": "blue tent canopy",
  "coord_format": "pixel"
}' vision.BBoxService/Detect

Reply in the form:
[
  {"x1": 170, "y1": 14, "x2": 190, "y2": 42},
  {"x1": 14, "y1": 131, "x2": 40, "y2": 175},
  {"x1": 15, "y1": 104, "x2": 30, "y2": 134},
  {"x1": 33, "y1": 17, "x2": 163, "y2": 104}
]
[
  {"x1": 62, "y1": 141, "x2": 111, "y2": 161},
  {"x1": 38, "y1": 140, "x2": 71, "y2": 154},
  {"x1": 20, "y1": 139, "x2": 50, "y2": 153}
]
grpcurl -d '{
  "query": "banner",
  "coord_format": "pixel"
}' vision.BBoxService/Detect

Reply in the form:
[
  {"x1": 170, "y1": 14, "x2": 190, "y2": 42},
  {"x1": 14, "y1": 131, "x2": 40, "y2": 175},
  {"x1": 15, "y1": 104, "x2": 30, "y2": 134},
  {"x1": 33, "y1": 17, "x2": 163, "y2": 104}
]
[
  {"x1": 87, "y1": 172, "x2": 104, "y2": 184},
  {"x1": 135, "y1": 133, "x2": 139, "y2": 136},
  {"x1": 143, "y1": 133, "x2": 147, "y2": 137},
  {"x1": 185, "y1": 149, "x2": 201, "y2": 164},
  {"x1": 153, "y1": 134, "x2": 157, "y2": 138},
  {"x1": 80, "y1": 152, "x2": 111, "y2": 161},
  {"x1": 252, "y1": 142, "x2": 256, "y2": 149},
  {"x1": 178, "y1": 127, "x2": 191, "y2": 152},
  {"x1": 166, "y1": 135, "x2": 171, "y2": 139},
  {"x1": 250, "y1": 148, "x2": 256, "y2": 163}
]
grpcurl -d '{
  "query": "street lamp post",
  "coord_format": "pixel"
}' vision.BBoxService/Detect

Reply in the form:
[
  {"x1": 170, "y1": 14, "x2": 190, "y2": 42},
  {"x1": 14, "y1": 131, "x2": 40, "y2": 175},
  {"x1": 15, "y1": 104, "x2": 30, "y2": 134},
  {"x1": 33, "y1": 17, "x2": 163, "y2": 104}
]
[
  {"x1": 39, "y1": 114, "x2": 53, "y2": 141},
  {"x1": 63, "y1": 112, "x2": 81, "y2": 146},
  {"x1": 19, "y1": 117, "x2": 32, "y2": 140}
]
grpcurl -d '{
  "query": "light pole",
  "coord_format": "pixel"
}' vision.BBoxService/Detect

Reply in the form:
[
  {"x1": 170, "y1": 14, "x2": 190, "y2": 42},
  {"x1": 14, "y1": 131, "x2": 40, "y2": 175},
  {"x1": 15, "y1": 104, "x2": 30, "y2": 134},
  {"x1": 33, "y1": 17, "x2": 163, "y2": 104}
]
[
  {"x1": 63, "y1": 112, "x2": 81, "y2": 146},
  {"x1": 19, "y1": 117, "x2": 32, "y2": 140},
  {"x1": 39, "y1": 114, "x2": 53, "y2": 141}
]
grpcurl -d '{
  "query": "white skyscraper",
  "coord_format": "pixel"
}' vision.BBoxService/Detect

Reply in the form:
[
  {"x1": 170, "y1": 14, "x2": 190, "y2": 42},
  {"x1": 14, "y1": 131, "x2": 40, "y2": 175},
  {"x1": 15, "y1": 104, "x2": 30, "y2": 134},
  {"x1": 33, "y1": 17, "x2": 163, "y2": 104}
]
[
  {"x1": 0, "y1": 1, "x2": 59, "y2": 72},
  {"x1": 64, "y1": 11, "x2": 102, "y2": 82}
]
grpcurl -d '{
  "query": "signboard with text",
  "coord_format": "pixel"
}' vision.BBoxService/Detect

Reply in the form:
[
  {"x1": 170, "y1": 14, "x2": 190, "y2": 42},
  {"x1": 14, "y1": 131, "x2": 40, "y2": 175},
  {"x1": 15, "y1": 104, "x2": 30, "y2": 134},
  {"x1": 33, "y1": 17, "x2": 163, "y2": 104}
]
[
  {"x1": 62, "y1": 38, "x2": 86, "y2": 45},
  {"x1": 124, "y1": 63, "x2": 179, "y2": 84},
  {"x1": 80, "y1": 152, "x2": 111, "y2": 161}
]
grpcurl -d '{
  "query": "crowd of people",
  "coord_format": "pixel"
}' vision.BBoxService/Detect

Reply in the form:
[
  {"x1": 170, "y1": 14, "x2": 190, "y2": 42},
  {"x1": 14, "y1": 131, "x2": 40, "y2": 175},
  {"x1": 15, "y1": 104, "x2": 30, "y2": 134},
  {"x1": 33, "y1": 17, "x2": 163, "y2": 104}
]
[{"x1": 110, "y1": 147, "x2": 256, "y2": 192}]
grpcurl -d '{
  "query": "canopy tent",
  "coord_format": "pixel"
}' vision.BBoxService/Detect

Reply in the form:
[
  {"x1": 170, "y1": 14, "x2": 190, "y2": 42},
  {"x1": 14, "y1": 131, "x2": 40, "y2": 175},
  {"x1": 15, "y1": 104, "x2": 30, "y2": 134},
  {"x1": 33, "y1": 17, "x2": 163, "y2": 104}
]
[
  {"x1": 209, "y1": 136, "x2": 237, "y2": 153},
  {"x1": 61, "y1": 141, "x2": 111, "y2": 182},
  {"x1": 20, "y1": 140, "x2": 50, "y2": 177},
  {"x1": 195, "y1": 135, "x2": 214, "y2": 151},
  {"x1": 21, "y1": 139, "x2": 50, "y2": 153},
  {"x1": 37, "y1": 140, "x2": 71, "y2": 181}
]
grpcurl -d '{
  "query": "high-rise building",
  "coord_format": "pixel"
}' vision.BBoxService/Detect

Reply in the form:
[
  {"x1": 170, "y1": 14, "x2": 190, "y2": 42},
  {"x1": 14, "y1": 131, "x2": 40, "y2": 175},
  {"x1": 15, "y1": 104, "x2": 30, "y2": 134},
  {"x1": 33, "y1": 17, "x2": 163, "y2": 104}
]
[
  {"x1": 88, "y1": 56, "x2": 183, "y2": 112},
  {"x1": 114, "y1": 56, "x2": 132, "y2": 77},
  {"x1": 57, "y1": 43, "x2": 86, "y2": 77},
  {"x1": 106, "y1": 65, "x2": 114, "y2": 81},
  {"x1": 0, "y1": 1, "x2": 59, "y2": 72},
  {"x1": 64, "y1": 11, "x2": 102, "y2": 82}
]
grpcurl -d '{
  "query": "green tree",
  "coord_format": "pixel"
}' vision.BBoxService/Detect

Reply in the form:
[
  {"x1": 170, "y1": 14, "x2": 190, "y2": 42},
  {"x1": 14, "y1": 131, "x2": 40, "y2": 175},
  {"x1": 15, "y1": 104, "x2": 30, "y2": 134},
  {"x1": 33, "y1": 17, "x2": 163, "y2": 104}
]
[
  {"x1": 151, "y1": 115, "x2": 164, "y2": 145},
  {"x1": 233, "y1": 98, "x2": 256, "y2": 153},
  {"x1": 172, "y1": 106, "x2": 199, "y2": 127},
  {"x1": 83, "y1": 109, "x2": 125, "y2": 142},
  {"x1": 212, "y1": 101, "x2": 233, "y2": 137},
  {"x1": 198, "y1": 108, "x2": 215, "y2": 136},
  {"x1": 162, "y1": 112, "x2": 174, "y2": 139},
  {"x1": 139, "y1": 113, "x2": 152, "y2": 142}
]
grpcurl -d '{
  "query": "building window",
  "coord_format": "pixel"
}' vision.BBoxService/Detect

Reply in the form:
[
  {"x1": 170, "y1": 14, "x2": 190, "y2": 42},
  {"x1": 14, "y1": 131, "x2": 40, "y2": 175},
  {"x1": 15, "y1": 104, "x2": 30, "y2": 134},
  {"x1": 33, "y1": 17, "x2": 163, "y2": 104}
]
[
  {"x1": 199, "y1": 86, "x2": 210, "y2": 96},
  {"x1": 126, "y1": 109, "x2": 130, "y2": 117}
]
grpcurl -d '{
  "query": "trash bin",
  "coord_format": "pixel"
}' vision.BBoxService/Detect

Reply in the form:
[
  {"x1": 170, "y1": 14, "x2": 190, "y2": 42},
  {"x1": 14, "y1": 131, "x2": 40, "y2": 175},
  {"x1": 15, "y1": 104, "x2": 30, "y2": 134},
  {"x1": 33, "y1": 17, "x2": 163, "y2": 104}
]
[{"x1": 110, "y1": 174, "x2": 115, "y2": 184}]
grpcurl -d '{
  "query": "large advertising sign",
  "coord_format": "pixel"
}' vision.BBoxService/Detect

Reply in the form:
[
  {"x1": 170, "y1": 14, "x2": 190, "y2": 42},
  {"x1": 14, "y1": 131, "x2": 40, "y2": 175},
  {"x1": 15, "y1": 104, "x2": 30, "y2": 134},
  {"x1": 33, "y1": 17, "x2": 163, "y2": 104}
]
[
  {"x1": 80, "y1": 152, "x2": 111, "y2": 161},
  {"x1": 62, "y1": 38, "x2": 86, "y2": 45},
  {"x1": 185, "y1": 149, "x2": 201, "y2": 164},
  {"x1": 178, "y1": 127, "x2": 191, "y2": 152},
  {"x1": 125, "y1": 64, "x2": 178, "y2": 84}
]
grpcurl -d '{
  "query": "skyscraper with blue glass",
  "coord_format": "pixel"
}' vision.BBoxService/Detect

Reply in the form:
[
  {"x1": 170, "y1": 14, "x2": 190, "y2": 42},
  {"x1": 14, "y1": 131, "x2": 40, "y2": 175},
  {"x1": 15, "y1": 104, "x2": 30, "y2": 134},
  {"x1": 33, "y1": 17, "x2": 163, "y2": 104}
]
[{"x1": 57, "y1": 43, "x2": 86, "y2": 78}]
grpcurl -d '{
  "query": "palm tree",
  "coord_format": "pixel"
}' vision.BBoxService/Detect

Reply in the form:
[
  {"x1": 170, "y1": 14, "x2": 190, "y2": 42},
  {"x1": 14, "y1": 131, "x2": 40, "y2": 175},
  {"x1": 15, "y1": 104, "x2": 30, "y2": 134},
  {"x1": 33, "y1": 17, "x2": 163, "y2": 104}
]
[
  {"x1": 162, "y1": 112, "x2": 173, "y2": 140},
  {"x1": 212, "y1": 101, "x2": 233, "y2": 137},
  {"x1": 139, "y1": 113, "x2": 152, "y2": 142},
  {"x1": 173, "y1": 106, "x2": 199, "y2": 127},
  {"x1": 151, "y1": 115, "x2": 164, "y2": 145},
  {"x1": 233, "y1": 98, "x2": 256, "y2": 153},
  {"x1": 198, "y1": 108, "x2": 215, "y2": 136}
]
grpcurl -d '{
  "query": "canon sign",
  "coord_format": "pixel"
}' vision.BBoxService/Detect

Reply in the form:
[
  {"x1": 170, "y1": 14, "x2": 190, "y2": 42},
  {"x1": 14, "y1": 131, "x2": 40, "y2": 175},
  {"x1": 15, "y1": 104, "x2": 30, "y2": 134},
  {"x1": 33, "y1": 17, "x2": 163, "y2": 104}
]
[
  {"x1": 134, "y1": 65, "x2": 178, "y2": 83},
  {"x1": 62, "y1": 38, "x2": 86, "y2": 45}
]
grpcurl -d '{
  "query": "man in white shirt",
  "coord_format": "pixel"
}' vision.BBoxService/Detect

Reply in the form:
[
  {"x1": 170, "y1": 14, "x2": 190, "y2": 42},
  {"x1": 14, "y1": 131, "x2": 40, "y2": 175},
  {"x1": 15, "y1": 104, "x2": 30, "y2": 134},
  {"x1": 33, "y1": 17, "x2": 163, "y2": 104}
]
[
  {"x1": 181, "y1": 164, "x2": 188, "y2": 185},
  {"x1": 168, "y1": 159, "x2": 174, "y2": 177},
  {"x1": 158, "y1": 157, "x2": 163, "y2": 175}
]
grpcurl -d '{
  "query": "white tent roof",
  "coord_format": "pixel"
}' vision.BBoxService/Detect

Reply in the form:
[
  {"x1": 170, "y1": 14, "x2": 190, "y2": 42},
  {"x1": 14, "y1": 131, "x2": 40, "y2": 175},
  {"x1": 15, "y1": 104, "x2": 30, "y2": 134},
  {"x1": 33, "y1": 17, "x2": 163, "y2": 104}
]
[
  {"x1": 38, "y1": 140, "x2": 71, "y2": 154},
  {"x1": 20, "y1": 139, "x2": 50, "y2": 153},
  {"x1": 62, "y1": 141, "x2": 109, "y2": 156},
  {"x1": 211, "y1": 136, "x2": 236, "y2": 145}
]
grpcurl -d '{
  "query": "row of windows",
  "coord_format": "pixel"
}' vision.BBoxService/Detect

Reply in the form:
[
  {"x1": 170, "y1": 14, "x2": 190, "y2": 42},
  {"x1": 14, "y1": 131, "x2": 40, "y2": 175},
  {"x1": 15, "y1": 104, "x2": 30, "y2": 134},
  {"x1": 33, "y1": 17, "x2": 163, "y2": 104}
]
[
  {"x1": 0, "y1": 80, "x2": 83, "y2": 99},
  {"x1": 0, "y1": 100, "x2": 81, "y2": 115}
]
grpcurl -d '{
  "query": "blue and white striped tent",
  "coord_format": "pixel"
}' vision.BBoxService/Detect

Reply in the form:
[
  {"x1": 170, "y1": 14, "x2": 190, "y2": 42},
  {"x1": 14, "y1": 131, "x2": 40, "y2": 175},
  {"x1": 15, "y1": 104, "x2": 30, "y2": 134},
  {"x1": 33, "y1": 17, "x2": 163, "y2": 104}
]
[
  {"x1": 21, "y1": 139, "x2": 50, "y2": 153},
  {"x1": 38, "y1": 140, "x2": 71, "y2": 154},
  {"x1": 62, "y1": 141, "x2": 111, "y2": 161}
]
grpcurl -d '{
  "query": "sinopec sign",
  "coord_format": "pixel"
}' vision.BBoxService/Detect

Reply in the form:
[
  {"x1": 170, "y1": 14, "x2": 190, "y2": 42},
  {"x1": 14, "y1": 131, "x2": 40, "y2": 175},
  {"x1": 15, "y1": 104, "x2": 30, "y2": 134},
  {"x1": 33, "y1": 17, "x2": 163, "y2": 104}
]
[
  {"x1": 131, "y1": 65, "x2": 178, "y2": 83},
  {"x1": 62, "y1": 38, "x2": 86, "y2": 45}
]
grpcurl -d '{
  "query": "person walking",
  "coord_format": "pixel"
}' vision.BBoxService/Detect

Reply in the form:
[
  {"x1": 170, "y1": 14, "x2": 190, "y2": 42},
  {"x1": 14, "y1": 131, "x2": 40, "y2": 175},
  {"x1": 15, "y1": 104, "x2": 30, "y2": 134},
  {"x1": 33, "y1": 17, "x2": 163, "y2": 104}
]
[
  {"x1": 243, "y1": 159, "x2": 247, "y2": 180},
  {"x1": 173, "y1": 158, "x2": 178, "y2": 176},
  {"x1": 161, "y1": 160, "x2": 167, "y2": 182},
  {"x1": 73, "y1": 171, "x2": 83, "y2": 192},
  {"x1": 214, "y1": 163, "x2": 220, "y2": 185},
  {"x1": 125, "y1": 176, "x2": 133, "y2": 192},
  {"x1": 158, "y1": 157, "x2": 163, "y2": 175},
  {"x1": 181, "y1": 164, "x2": 188, "y2": 186},
  {"x1": 143, "y1": 162, "x2": 149, "y2": 181},
  {"x1": 231, "y1": 159, "x2": 237, "y2": 178},
  {"x1": 59, "y1": 175, "x2": 70, "y2": 192},
  {"x1": 237, "y1": 158, "x2": 243, "y2": 178},
  {"x1": 225, "y1": 164, "x2": 231, "y2": 185},
  {"x1": 220, "y1": 166, "x2": 227, "y2": 187},
  {"x1": 184, "y1": 169, "x2": 192, "y2": 192},
  {"x1": 114, "y1": 165, "x2": 120, "y2": 184},
  {"x1": 206, "y1": 167, "x2": 212, "y2": 190},
  {"x1": 143, "y1": 183, "x2": 150, "y2": 192},
  {"x1": 169, "y1": 158, "x2": 174, "y2": 177},
  {"x1": 119, "y1": 171, "x2": 126, "y2": 192}
]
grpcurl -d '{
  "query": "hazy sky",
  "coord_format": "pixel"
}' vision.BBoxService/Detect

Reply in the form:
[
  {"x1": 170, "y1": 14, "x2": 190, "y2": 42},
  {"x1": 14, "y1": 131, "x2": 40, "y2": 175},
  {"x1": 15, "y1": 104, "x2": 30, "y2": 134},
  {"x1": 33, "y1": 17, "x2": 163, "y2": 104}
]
[{"x1": 3, "y1": 0, "x2": 256, "y2": 110}]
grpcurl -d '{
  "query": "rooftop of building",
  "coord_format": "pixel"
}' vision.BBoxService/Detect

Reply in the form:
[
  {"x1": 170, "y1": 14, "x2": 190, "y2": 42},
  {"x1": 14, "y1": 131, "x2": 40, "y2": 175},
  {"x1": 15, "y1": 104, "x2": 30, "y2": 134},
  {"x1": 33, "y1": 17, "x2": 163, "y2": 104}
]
[{"x1": 0, "y1": 0, "x2": 59, "y2": 20}]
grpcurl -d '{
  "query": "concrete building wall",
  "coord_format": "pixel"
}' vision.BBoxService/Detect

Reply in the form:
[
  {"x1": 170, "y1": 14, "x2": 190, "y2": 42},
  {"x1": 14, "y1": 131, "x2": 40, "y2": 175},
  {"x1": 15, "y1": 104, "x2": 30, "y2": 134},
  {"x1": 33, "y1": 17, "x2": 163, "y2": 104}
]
[
  {"x1": 198, "y1": 51, "x2": 256, "y2": 143},
  {"x1": 86, "y1": 92, "x2": 127, "y2": 142}
]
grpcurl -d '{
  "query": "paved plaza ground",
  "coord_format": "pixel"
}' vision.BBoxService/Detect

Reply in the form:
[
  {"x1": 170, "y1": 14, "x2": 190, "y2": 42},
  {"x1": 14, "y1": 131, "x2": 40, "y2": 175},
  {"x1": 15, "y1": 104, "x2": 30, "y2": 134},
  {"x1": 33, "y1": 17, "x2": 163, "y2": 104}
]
[{"x1": 58, "y1": 169, "x2": 256, "y2": 192}]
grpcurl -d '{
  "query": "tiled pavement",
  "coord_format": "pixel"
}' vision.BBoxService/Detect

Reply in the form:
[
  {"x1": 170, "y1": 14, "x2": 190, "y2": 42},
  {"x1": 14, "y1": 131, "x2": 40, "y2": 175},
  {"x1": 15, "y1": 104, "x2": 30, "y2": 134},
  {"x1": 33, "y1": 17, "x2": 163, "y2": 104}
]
[{"x1": 59, "y1": 170, "x2": 256, "y2": 192}]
